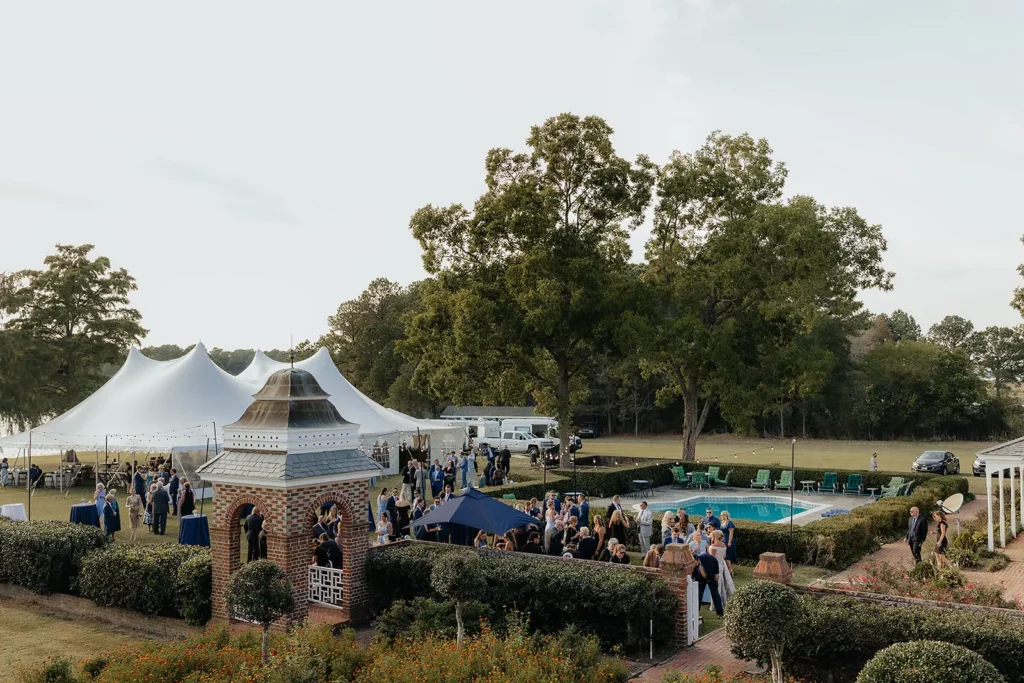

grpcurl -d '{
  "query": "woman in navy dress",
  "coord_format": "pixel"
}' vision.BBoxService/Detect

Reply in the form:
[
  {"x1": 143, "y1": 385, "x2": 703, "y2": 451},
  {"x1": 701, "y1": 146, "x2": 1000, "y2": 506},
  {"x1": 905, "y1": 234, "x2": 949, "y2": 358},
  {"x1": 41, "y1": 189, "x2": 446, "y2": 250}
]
[
  {"x1": 721, "y1": 511, "x2": 737, "y2": 571},
  {"x1": 102, "y1": 495, "x2": 118, "y2": 539}
]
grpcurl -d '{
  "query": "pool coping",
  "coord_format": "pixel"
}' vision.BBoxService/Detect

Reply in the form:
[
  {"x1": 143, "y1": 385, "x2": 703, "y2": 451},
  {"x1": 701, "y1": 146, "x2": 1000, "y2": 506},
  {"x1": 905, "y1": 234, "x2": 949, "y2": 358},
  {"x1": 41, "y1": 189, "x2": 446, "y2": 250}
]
[{"x1": 633, "y1": 493, "x2": 833, "y2": 525}]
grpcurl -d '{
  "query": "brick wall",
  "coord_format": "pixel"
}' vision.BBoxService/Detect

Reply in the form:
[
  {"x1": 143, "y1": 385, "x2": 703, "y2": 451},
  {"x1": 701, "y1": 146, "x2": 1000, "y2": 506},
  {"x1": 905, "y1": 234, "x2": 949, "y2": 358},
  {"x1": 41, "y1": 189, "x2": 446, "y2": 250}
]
[{"x1": 210, "y1": 478, "x2": 371, "y2": 629}]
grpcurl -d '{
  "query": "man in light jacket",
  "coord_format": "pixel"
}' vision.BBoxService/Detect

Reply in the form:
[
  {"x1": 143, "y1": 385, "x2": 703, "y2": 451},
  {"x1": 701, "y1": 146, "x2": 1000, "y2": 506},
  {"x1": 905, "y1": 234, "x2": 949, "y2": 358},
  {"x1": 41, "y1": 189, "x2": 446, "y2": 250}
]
[{"x1": 636, "y1": 500, "x2": 654, "y2": 555}]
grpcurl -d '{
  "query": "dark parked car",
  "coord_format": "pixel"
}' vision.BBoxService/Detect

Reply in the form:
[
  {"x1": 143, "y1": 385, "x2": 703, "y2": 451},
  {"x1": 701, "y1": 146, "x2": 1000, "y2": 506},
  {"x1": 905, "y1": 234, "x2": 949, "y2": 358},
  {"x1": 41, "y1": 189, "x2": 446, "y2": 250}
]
[
  {"x1": 972, "y1": 454, "x2": 1011, "y2": 477},
  {"x1": 578, "y1": 423, "x2": 598, "y2": 439},
  {"x1": 911, "y1": 451, "x2": 959, "y2": 475}
]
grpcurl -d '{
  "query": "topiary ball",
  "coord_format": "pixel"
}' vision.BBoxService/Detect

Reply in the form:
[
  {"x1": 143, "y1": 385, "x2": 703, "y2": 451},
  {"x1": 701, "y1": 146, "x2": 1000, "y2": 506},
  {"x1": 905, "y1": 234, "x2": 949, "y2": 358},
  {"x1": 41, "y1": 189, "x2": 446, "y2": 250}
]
[{"x1": 856, "y1": 640, "x2": 1004, "y2": 683}]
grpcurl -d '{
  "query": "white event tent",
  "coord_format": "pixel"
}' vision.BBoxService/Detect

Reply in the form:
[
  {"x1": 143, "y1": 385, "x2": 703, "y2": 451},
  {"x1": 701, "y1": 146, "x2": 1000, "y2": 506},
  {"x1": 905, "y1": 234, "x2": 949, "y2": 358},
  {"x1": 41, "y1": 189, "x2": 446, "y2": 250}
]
[{"x1": 0, "y1": 344, "x2": 465, "y2": 475}]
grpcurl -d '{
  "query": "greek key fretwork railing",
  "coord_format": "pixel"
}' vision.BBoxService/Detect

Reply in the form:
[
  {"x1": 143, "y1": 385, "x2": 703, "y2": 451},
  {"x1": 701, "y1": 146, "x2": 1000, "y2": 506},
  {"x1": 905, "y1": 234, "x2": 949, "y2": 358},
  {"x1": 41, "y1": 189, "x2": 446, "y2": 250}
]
[{"x1": 308, "y1": 565, "x2": 344, "y2": 607}]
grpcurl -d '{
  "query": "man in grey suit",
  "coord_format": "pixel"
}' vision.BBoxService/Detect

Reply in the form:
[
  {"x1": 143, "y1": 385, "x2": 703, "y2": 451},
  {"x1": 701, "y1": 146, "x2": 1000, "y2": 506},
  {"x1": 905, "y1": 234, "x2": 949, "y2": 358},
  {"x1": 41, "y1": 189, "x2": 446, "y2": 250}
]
[
  {"x1": 907, "y1": 506, "x2": 928, "y2": 563},
  {"x1": 151, "y1": 485, "x2": 171, "y2": 535}
]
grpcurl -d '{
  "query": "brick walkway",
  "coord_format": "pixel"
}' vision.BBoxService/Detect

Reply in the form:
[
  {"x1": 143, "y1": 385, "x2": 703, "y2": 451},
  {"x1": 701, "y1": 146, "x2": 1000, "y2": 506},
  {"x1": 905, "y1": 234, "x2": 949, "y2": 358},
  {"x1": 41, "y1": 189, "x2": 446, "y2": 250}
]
[
  {"x1": 827, "y1": 496, "x2": 1024, "y2": 603},
  {"x1": 632, "y1": 496, "x2": 1024, "y2": 681},
  {"x1": 632, "y1": 629, "x2": 761, "y2": 681}
]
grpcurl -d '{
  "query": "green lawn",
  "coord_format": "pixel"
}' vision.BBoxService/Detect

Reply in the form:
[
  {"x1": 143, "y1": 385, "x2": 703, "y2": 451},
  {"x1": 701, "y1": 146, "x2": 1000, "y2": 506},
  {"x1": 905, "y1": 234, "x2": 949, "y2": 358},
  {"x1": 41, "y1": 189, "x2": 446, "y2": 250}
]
[
  {"x1": 580, "y1": 434, "x2": 995, "y2": 494},
  {"x1": 0, "y1": 483, "x2": 185, "y2": 545}
]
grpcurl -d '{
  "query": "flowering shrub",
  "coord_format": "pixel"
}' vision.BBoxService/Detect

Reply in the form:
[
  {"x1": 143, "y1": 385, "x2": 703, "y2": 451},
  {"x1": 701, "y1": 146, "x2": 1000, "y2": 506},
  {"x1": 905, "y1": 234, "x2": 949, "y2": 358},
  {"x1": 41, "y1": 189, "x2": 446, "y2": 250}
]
[
  {"x1": 837, "y1": 561, "x2": 1019, "y2": 609},
  {"x1": 15, "y1": 623, "x2": 628, "y2": 683}
]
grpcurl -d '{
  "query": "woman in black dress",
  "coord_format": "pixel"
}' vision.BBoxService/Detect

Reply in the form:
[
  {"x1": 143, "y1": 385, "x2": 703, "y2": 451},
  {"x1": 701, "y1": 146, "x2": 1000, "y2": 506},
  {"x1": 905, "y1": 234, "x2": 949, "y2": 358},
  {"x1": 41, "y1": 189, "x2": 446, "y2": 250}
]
[
  {"x1": 933, "y1": 510, "x2": 951, "y2": 570},
  {"x1": 608, "y1": 510, "x2": 629, "y2": 549},
  {"x1": 179, "y1": 482, "x2": 196, "y2": 516}
]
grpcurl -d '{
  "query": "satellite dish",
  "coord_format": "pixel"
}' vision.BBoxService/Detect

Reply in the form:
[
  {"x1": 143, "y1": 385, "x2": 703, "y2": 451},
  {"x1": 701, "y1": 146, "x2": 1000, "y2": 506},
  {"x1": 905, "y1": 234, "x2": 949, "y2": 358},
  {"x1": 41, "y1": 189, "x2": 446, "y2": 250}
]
[{"x1": 941, "y1": 493, "x2": 964, "y2": 514}]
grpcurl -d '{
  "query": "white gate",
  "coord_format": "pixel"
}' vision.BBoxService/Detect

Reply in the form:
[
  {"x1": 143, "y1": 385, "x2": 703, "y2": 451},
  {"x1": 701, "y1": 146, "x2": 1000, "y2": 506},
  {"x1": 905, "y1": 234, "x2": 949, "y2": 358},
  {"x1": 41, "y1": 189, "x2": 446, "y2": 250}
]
[
  {"x1": 308, "y1": 565, "x2": 344, "y2": 607},
  {"x1": 686, "y1": 575, "x2": 701, "y2": 645}
]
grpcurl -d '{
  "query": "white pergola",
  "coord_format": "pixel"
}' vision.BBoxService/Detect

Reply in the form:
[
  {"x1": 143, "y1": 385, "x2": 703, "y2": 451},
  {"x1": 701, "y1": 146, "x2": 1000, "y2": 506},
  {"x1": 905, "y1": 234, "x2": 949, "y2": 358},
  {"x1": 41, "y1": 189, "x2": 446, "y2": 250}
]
[{"x1": 976, "y1": 438, "x2": 1024, "y2": 551}]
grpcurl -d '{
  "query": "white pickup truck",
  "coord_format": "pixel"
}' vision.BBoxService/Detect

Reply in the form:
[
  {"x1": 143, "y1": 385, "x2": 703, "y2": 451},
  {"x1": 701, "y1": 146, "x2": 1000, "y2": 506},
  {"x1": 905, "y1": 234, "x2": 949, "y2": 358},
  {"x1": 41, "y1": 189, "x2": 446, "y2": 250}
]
[{"x1": 494, "y1": 430, "x2": 558, "y2": 458}]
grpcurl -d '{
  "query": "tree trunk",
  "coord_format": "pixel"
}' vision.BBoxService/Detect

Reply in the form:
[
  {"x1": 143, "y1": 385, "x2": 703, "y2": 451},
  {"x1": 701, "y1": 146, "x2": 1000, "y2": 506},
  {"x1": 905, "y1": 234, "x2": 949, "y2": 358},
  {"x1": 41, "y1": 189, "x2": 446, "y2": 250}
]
[
  {"x1": 801, "y1": 403, "x2": 807, "y2": 439},
  {"x1": 557, "y1": 361, "x2": 572, "y2": 469},
  {"x1": 770, "y1": 649, "x2": 784, "y2": 683},
  {"x1": 455, "y1": 600, "x2": 465, "y2": 646},
  {"x1": 779, "y1": 400, "x2": 785, "y2": 439},
  {"x1": 262, "y1": 625, "x2": 270, "y2": 662},
  {"x1": 681, "y1": 373, "x2": 711, "y2": 461}
]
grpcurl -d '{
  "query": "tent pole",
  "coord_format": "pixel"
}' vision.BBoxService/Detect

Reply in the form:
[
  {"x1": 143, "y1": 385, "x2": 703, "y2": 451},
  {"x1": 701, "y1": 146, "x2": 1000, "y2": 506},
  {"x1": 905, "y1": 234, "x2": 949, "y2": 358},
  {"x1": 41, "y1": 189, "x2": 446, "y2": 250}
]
[
  {"x1": 199, "y1": 437, "x2": 209, "y2": 517},
  {"x1": 26, "y1": 430, "x2": 32, "y2": 521}
]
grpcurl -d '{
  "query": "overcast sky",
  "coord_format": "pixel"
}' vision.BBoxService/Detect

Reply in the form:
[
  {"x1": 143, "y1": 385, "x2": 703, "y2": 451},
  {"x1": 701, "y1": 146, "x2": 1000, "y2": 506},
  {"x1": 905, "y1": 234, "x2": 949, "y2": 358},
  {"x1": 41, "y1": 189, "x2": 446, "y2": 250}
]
[{"x1": 2, "y1": 1, "x2": 1022, "y2": 349}]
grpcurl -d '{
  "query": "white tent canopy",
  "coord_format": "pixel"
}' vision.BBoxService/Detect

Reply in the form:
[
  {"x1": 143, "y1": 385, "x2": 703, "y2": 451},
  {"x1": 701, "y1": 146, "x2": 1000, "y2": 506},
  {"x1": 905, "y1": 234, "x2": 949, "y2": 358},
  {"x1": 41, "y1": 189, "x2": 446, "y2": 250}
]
[
  {"x1": 1, "y1": 344, "x2": 465, "y2": 472},
  {"x1": 0, "y1": 343, "x2": 250, "y2": 453}
]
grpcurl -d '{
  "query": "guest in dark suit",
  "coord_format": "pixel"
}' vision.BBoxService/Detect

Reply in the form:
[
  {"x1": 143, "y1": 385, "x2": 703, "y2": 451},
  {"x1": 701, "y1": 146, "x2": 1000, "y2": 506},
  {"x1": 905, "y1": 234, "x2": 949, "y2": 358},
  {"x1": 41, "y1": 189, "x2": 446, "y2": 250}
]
[
  {"x1": 168, "y1": 470, "x2": 180, "y2": 516},
  {"x1": 606, "y1": 495, "x2": 624, "y2": 520},
  {"x1": 412, "y1": 498, "x2": 428, "y2": 540},
  {"x1": 692, "y1": 550, "x2": 724, "y2": 616},
  {"x1": 311, "y1": 515, "x2": 329, "y2": 539},
  {"x1": 907, "y1": 505, "x2": 928, "y2": 563},
  {"x1": 579, "y1": 495, "x2": 590, "y2": 529},
  {"x1": 151, "y1": 485, "x2": 170, "y2": 535},
  {"x1": 244, "y1": 507, "x2": 265, "y2": 563},
  {"x1": 133, "y1": 466, "x2": 147, "y2": 501}
]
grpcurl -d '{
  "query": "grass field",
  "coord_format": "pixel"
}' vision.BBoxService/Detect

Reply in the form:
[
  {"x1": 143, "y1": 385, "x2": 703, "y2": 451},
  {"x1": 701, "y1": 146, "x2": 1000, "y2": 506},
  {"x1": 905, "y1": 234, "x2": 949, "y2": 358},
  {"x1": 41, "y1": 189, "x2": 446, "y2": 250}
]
[
  {"x1": 579, "y1": 434, "x2": 996, "y2": 494},
  {"x1": 0, "y1": 599, "x2": 145, "y2": 672}
]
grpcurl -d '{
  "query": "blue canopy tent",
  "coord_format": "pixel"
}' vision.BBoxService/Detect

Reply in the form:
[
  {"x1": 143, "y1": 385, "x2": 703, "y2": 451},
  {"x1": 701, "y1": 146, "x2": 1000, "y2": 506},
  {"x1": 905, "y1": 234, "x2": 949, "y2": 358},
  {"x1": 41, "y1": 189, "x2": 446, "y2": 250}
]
[{"x1": 409, "y1": 488, "x2": 539, "y2": 538}]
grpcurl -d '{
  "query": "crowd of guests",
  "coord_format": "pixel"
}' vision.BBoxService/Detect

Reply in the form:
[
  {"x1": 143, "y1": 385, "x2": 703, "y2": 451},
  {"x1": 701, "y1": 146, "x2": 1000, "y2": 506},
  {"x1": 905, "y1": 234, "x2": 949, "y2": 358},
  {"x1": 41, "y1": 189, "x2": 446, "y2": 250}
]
[{"x1": 90, "y1": 463, "x2": 197, "y2": 541}]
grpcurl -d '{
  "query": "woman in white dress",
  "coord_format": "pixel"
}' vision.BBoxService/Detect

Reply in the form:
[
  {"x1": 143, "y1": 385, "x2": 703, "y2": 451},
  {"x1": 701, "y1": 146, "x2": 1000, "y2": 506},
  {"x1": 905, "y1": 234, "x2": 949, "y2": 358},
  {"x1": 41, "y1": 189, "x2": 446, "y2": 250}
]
[{"x1": 710, "y1": 529, "x2": 736, "y2": 605}]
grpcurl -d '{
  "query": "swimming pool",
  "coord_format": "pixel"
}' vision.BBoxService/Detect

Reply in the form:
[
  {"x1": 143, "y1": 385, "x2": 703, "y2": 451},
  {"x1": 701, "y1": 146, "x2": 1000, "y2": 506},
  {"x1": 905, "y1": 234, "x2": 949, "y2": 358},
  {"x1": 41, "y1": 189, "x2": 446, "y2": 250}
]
[{"x1": 647, "y1": 495, "x2": 830, "y2": 524}]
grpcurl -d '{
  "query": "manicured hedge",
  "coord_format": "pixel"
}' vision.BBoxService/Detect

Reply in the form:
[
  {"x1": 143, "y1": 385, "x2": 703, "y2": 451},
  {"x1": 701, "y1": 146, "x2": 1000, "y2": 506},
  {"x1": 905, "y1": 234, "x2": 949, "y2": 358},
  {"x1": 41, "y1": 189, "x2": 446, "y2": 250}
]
[
  {"x1": 365, "y1": 543, "x2": 677, "y2": 650},
  {"x1": 856, "y1": 640, "x2": 1005, "y2": 683},
  {"x1": 730, "y1": 590, "x2": 1024, "y2": 682},
  {"x1": 77, "y1": 543, "x2": 212, "y2": 624},
  {"x1": 487, "y1": 460, "x2": 968, "y2": 569},
  {"x1": 0, "y1": 517, "x2": 108, "y2": 594}
]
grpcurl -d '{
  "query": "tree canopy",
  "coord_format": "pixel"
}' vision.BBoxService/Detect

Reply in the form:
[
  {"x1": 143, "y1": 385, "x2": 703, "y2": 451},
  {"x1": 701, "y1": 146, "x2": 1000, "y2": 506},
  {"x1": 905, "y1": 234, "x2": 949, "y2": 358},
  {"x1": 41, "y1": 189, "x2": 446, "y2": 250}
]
[
  {"x1": 408, "y1": 113, "x2": 656, "y2": 464},
  {"x1": 0, "y1": 244, "x2": 146, "y2": 427}
]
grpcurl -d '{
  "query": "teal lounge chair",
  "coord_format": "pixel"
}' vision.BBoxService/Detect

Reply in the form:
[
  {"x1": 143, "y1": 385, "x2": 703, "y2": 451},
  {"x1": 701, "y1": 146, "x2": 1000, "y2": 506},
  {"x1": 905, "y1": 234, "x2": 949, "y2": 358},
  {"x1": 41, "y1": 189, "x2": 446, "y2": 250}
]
[
  {"x1": 714, "y1": 470, "x2": 732, "y2": 487},
  {"x1": 671, "y1": 467, "x2": 690, "y2": 489},
  {"x1": 774, "y1": 470, "x2": 794, "y2": 491},
  {"x1": 818, "y1": 472, "x2": 838, "y2": 494},
  {"x1": 898, "y1": 481, "x2": 914, "y2": 496},
  {"x1": 880, "y1": 477, "x2": 904, "y2": 497},
  {"x1": 750, "y1": 469, "x2": 771, "y2": 490},
  {"x1": 691, "y1": 471, "x2": 709, "y2": 490},
  {"x1": 707, "y1": 466, "x2": 721, "y2": 484},
  {"x1": 843, "y1": 473, "x2": 863, "y2": 496}
]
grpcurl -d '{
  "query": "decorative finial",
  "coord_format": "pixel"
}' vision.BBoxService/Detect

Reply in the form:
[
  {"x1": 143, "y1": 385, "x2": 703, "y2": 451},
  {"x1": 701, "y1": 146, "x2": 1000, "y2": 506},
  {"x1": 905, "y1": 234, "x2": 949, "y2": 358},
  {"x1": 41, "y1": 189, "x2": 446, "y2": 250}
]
[{"x1": 290, "y1": 333, "x2": 294, "y2": 369}]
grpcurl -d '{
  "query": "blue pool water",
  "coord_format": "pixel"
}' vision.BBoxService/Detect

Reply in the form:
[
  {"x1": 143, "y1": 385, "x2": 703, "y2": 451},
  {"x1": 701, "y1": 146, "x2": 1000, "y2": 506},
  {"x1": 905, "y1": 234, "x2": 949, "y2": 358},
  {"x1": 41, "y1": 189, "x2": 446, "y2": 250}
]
[{"x1": 648, "y1": 496, "x2": 819, "y2": 523}]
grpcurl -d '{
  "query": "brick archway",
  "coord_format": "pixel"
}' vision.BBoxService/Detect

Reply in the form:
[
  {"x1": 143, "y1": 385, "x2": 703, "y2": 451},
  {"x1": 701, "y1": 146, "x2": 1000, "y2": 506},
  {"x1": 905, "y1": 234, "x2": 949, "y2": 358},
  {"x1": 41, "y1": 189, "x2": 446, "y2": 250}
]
[
  {"x1": 305, "y1": 490, "x2": 368, "y2": 621},
  {"x1": 219, "y1": 493, "x2": 273, "y2": 575}
]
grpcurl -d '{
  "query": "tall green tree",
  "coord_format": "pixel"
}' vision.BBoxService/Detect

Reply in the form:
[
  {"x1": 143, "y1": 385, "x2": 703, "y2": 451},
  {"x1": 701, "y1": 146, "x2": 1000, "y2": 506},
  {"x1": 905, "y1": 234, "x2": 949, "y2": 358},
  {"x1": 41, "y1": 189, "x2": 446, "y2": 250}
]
[
  {"x1": 927, "y1": 314, "x2": 977, "y2": 352},
  {"x1": 409, "y1": 113, "x2": 656, "y2": 465},
  {"x1": 975, "y1": 326, "x2": 1024, "y2": 398},
  {"x1": 635, "y1": 132, "x2": 892, "y2": 460},
  {"x1": 0, "y1": 244, "x2": 146, "y2": 424},
  {"x1": 881, "y1": 309, "x2": 921, "y2": 342}
]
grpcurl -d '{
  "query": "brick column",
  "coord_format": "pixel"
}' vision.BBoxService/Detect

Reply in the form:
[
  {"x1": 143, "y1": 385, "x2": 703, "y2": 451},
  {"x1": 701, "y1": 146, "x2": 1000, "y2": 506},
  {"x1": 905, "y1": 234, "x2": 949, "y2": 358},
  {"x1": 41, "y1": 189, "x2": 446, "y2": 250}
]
[{"x1": 660, "y1": 543, "x2": 698, "y2": 647}]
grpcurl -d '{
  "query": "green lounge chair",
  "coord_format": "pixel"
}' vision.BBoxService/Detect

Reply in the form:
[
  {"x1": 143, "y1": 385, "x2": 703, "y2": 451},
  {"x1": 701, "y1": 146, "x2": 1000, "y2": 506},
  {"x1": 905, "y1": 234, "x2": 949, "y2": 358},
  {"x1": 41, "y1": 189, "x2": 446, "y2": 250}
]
[
  {"x1": 716, "y1": 470, "x2": 732, "y2": 487},
  {"x1": 691, "y1": 471, "x2": 709, "y2": 490},
  {"x1": 774, "y1": 470, "x2": 794, "y2": 491},
  {"x1": 880, "y1": 477, "x2": 904, "y2": 497},
  {"x1": 750, "y1": 469, "x2": 771, "y2": 490},
  {"x1": 843, "y1": 473, "x2": 863, "y2": 496},
  {"x1": 501, "y1": 493, "x2": 517, "y2": 501},
  {"x1": 671, "y1": 467, "x2": 690, "y2": 489},
  {"x1": 898, "y1": 481, "x2": 914, "y2": 496},
  {"x1": 818, "y1": 472, "x2": 838, "y2": 494},
  {"x1": 707, "y1": 466, "x2": 721, "y2": 483}
]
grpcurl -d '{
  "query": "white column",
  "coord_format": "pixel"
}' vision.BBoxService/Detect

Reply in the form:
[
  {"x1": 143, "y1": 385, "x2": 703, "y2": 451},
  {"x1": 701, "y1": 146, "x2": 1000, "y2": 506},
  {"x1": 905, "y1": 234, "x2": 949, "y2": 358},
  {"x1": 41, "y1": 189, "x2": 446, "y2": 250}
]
[
  {"x1": 1013, "y1": 466, "x2": 1018, "y2": 539},
  {"x1": 999, "y1": 468, "x2": 1006, "y2": 549},
  {"x1": 987, "y1": 470, "x2": 994, "y2": 551}
]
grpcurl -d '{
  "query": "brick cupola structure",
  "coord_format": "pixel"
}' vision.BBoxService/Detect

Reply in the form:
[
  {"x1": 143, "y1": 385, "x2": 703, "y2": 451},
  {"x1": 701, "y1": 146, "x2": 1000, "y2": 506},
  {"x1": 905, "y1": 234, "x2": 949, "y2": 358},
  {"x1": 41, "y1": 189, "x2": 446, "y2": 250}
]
[{"x1": 197, "y1": 367, "x2": 381, "y2": 627}]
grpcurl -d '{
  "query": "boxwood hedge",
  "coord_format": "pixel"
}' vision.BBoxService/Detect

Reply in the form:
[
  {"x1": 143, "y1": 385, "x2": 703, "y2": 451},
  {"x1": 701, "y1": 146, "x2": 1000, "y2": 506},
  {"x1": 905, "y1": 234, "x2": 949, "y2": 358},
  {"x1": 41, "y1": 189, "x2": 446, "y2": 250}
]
[
  {"x1": 0, "y1": 517, "x2": 108, "y2": 594},
  {"x1": 730, "y1": 590, "x2": 1024, "y2": 682},
  {"x1": 77, "y1": 543, "x2": 212, "y2": 624},
  {"x1": 365, "y1": 543, "x2": 676, "y2": 651}
]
